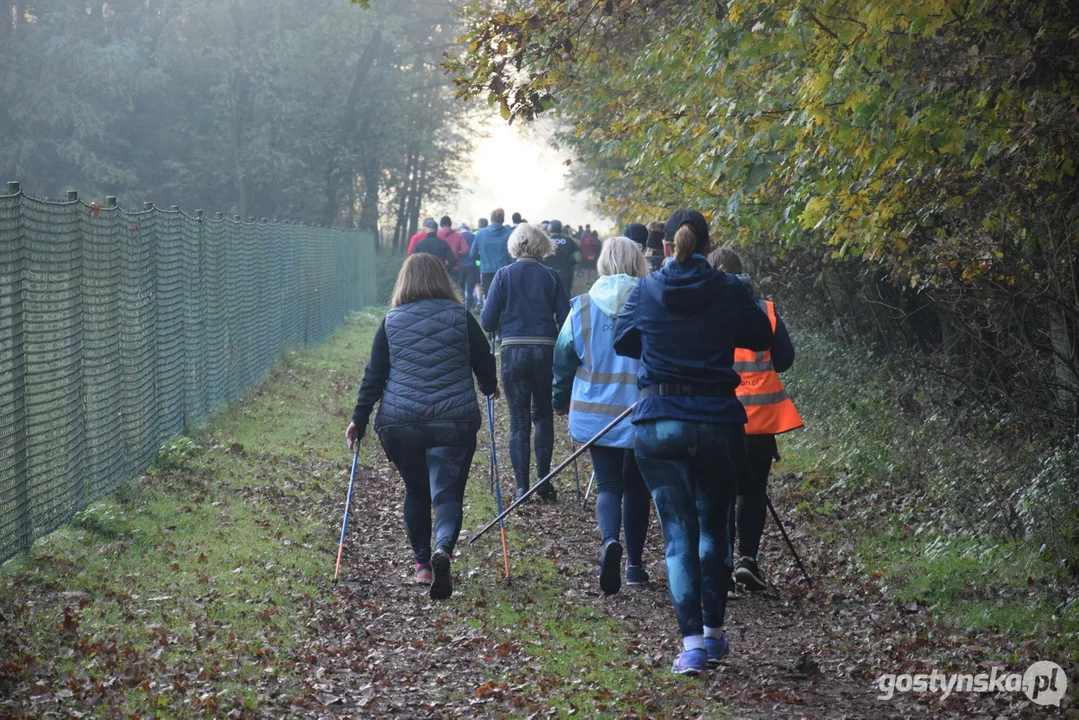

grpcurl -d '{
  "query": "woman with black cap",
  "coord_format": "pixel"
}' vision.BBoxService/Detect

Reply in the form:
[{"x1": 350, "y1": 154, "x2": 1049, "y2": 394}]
[{"x1": 613, "y1": 209, "x2": 773, "y2": 675}]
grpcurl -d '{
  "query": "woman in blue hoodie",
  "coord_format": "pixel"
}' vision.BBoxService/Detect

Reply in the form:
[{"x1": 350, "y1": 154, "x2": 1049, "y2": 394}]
[
  {"x1": 482, "y1": 224, "x2": 571, "y2": 502},
  {"x1": 553, "y1": 237, "x2": 652, "y2": 595},
  {"x1": 613, "y1": 209, "x2": 773, "y2": 676}
]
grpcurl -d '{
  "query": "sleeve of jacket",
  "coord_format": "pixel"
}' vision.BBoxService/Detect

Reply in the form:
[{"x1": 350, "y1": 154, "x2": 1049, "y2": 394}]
[
  {"x1": 441, "y1": 240, "x2": 458, "y2": 271},
  {"x1": 467, "y1": 313, "x2": 498, "y2": 396},
  {"x1": 351, "y1": 319, "x2": 390, "y2": 437},
  {"x1": 553, "y1": 275, "x2": 571, "y2": 328},
  {"x1": 552, "y1": 315, "x2": 580, "y2": 410},
  {"x1": 734, "y1": 283, "x2": 773, "y2": 352},
  {"x1": 613, "y1": 282, "x2": 643, "y2": 359},
  {"x1": 480, "y1": 269, "x2": 503, "y2": 333},
  {"x1": 770, "y1": 310, "x2": 795, "y2": 373}
]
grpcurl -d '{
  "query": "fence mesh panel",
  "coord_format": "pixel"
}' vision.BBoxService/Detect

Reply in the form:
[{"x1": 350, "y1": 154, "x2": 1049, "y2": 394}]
[{"x1": 0, "y1": 188, "x2": 377, "y2": 563}]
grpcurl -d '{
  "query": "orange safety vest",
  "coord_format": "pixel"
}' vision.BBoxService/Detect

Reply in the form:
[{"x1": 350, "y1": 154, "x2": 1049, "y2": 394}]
[{"x1": 734, "y1": 300, "x2": 804, "y2": 435}]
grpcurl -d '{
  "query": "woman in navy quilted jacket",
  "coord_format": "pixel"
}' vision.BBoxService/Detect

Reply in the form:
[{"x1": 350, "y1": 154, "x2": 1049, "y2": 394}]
[{"x1": 347, "y1": 253, "x2": 499, "y2": 600}]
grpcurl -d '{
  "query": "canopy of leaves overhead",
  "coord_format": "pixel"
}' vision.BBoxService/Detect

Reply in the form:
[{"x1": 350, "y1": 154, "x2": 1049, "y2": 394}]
[{"x1": 449, "y1": 0, "x2": 1079, "y2": 426}]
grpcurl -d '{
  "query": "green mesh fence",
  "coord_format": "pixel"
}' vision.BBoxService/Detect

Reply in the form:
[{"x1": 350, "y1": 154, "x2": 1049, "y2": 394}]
[{"x1": 0, "y1": 184, "x2": 376, "y2": 563}]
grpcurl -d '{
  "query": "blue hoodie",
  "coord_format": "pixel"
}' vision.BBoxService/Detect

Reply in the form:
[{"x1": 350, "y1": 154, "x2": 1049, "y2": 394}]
[
  {"x1": 613, "y1": 256, "x2": 773, "y2": 425},
  {"x1": 469, "y1": 222, "x2": 513, "y2": 273}
]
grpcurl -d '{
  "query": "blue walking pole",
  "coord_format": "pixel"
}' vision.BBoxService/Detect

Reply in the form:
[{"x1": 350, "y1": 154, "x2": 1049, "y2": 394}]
[
  {"x1": 486, "y1": 396, "x2": 511, "y2": 578},
  {"x1": 333, "y1": 450, "x2": 360, "y2": 585}
]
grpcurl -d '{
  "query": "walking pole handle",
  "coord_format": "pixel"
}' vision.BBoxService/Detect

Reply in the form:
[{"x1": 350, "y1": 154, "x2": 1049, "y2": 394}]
[{"x1": 470, "y1": 403, "x2": 636, "y2": 543}]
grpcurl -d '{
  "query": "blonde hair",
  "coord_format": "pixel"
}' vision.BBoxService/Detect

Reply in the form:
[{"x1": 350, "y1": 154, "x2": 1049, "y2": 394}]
[
  {"x1": 708, "y1": 247, "x2": 744, "y2": 274},
  {"x1": 508, "y1": 223, "x2": 554, "y2": 259},
  {"x1": 597, "y1": 236, "x2": 649, "y2": 278},
  {"x1": 391, "y1": 253, "x2": 462, "y2": 308},
  {"x1": 673, "y1": 224, "x2": 702, "y2": 262}
]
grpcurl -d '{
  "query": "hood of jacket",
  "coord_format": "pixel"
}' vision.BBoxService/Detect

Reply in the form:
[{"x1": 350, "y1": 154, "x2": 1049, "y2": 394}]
[
  {"x1": 644, "y1": 256, "x2": 728, "y2": 316},
  {"x1": 588, "y1": 273, "x2": 639, "y2": 318}
]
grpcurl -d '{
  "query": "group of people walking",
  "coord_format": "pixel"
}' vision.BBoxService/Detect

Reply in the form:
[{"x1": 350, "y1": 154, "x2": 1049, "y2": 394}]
[{"x1": 346, "y1": 207, "x2": 803, "y2": 675}]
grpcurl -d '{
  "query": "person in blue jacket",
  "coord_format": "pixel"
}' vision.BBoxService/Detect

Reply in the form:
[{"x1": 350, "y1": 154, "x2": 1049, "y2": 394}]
[
  {"x1": 553, "y1": 236, "x2": 652, "y2": 595},
  {"x1": 346, "y1": 253, "x2": 499, "y2": 600},
  {"x1": 613, "y1": 209, "x2": 773, "y2": 676},
  {"x1": 469, "y1": 208, "x2": 514, "y2": 299},
  {"x1": 482, "y1": 224, "x2": 570, "y2": 502}
]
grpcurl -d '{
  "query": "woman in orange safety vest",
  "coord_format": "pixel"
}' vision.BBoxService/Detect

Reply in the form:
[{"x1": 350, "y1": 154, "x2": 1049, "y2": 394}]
[{"x1": 709, "y1": 248, "x2": 803, "y2": 592}]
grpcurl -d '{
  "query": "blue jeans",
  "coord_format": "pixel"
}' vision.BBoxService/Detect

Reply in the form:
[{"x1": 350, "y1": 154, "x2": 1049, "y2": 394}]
[
  {"x1": 635, "y1": 419, "x2": 745, "y2": 637},
  {"x1": 501, "y1": 344, "x2": 554, "y2": 492},
  {"x1": 379, "y1": 422, "x2": 477, "y2": 565},
  {"x1": 589, "y1": 445, "x2": 651, "y2": 566}
]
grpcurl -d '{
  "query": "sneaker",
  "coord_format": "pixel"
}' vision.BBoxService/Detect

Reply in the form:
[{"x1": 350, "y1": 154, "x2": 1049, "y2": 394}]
[
  {"x1": 599, "y1": 540, "x2": 623, "y2": 595},
  {"x1": 625, "y1": 564, "x2": 649, "y2": 586},
  {"x1": 733, "y1": 556, "x2": 768, "y2": 592},
  {"x1": 414, "y1": 562, "x2": 433, "y2": 584},
  {"x1": 429, "y1": 548, "x2": 453, "y2": 600},
  {"x1": 671, "y1": 648, "x2": 708, "y2": 676},
  {"x1": 514, "y1": 487, "x2": 529, "y2": 503},
  {"x1": 535, "y1": 483, "x2": 557, "y2": 503},
  {"x1": 705, "y1": 633, "x2": 730, "y2": 666}
]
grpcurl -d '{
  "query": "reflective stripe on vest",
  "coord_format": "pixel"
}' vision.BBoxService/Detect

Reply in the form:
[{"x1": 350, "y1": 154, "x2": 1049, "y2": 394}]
[
  {"x1": 734, "y1": 300, "x2": 804, "y2": 435},
  {"x1": 567, "y1": 293, "x2": 638, "y2": 448}
]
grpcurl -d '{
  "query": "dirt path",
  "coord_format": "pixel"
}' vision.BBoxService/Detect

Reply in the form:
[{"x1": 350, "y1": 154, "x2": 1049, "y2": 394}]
[{"x1": 295, "y1": 414, "x2": 1042, "y2": 719}]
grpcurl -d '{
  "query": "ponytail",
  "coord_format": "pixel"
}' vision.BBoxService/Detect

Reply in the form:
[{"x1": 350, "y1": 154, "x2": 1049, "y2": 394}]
[{"x1": 673, "y1": 224, "x2": 697, "y2": 262}]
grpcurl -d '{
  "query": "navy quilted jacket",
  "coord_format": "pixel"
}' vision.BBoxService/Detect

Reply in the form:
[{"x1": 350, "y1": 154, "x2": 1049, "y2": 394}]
[{"x1": 351, "y1": 299, "x2": 498, "y2": 438}]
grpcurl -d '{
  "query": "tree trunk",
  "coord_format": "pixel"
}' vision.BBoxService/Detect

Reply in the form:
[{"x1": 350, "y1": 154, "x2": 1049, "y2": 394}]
[
  {"x1": 228, "y1": 0, "x2": 250, "y2": 219},
  {"x1": 1048, "y1": 303, "x2": 1078, "y2": 424}
]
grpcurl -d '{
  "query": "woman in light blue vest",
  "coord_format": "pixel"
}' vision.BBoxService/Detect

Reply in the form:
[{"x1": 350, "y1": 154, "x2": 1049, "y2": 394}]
[{"x1": 553, "y1": 236, "x2": 652, "y2": 595}]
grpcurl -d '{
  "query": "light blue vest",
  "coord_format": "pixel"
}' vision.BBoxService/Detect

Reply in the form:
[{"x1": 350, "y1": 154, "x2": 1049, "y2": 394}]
[{"x1": 568, "y1": 295, "x2": 639, "y2": 448}]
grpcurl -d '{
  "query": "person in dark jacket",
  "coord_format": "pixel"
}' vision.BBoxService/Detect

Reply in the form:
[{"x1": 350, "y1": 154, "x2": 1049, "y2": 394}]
[
  {"x1": 708, "y1": 248, "x2": 802, "y2": 593},
  {"x1": 346, "y1": 253, "x2": 498, "y2": 600},
  {"x1": 413, "y1": 218, "x2": 458, "y2": 272},
  {"x1": 545, "y1": 219, "x2": 581, "y2": 298},
  {"x1": 645, "y1": 222, "x2": 665, "y2": 270},
  {"x1": 623, "y1": 223, "x2": 648, "y2": 253},
  {"x1": 613, "y1": 209, "x2": 773, "y2": 676},
  {"x1": 482, "y1": 224, "x2": 571, "y2": 502}
]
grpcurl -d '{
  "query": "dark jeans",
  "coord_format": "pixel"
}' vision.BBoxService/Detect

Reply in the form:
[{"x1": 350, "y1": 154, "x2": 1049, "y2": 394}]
[
  {"x1": 590, "y1": 445, "x2": 650, "y2": 566},
  {"x1": 379, "y1": 422, "x2": 477, "y2": 565},
  {"x1": 460, "y1": 265, "x2": 480, "y2": 310},
  {"x1": 635, "y1": 419, "x2": 745, "y2": 637},
  {"x1": 500, "y1": 344, "x2": 554, "y2": 492},
  {"x1": 558, "y1": 269, "x2": 574, "y2": 299},
  {"x1": 729, "y1": 434, "x2": 777, "y2": 560}
]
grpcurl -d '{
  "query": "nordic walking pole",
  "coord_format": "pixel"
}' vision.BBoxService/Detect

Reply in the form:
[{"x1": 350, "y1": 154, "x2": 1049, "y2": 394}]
[
  {"x1": 471, "y1": 403, "x2": 636, "y2": 543},
  {"x1": 765, "y1": 494, "x2": 813, "y2": 588},
  {"x1": 486, "y1": 395, "x2": 511, "y2": 578},
  {"x1": 569, "y1": 434, "x2": 582, "y2": 501},
  {"x1": 332, "y1": 449, "x2": 361, "y2": 586},
  {"x1": 582, "y1": 471, "x2": 595, "y2": 509}
]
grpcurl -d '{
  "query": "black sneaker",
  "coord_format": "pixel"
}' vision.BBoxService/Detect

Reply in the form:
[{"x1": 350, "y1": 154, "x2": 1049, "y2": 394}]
[
  {"x1": 514, "y1": 487, "x2": 529, "y2": 503},
  {"x1": 599, "y1": 540, "x2": 623, "y2": 595},
  {"x1": 430, "y1": 548, "x2": 453, "y2": 600},
  {"x1": 733, "y1": 556, "x2": 768, "y2": 592},
  {"x1": 535, "y1": 483, "x2": 557, "y2": 503}
]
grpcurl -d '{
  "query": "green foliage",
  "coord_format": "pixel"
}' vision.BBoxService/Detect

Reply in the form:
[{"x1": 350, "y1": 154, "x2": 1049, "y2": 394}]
[
  {"x1": 70, "y1": 502, "x2": 132, "y2": 539},
  {"x1": 155, "y1": 437, "x2": 201, "y2": 470}
]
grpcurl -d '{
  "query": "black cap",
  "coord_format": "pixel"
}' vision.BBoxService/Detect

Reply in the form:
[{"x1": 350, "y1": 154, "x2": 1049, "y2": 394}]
[
  {"x1": 548, "y1": 219, "x2": 563, "y2": 234},
  {"x1": 511, "y1": 212, "x2": 522, "y2": 224},
  {"x1": 439, "y1": 215, "x2": 452, "y2": 227},
  {"x1": 646, "y1": 228, "x2": 665, "y2": 251},
  {"x1": 623, "y1": 223, "x2": 648, "y2": 247},
  {"x1": 664, "y1": 209, "x2": 709, "y2": 246}
]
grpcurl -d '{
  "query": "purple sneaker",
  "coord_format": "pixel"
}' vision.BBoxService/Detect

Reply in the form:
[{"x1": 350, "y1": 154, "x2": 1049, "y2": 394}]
[
  {"x1": 705, "y1": 633, "x2": 729, "y2": 666},
  {"x1": 672, "y1": 648, "x2": 708, "y2": 675}
]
